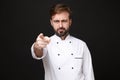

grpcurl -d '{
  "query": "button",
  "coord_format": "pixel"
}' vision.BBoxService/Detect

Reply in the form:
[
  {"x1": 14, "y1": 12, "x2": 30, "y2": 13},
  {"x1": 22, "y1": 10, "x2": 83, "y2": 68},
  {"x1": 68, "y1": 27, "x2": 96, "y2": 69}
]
[
  {"x1": 72, "y1": 67, "x2": 74, "y2": 69},
  {"x1": 69, "y1": 41, "x2": 71, "y2": 43},
  {"x1": 71, "y1": 53, "x2": 73, "y2": 55},
  {"x1": 58, "y1": 54, "x2": 60, "y2": 56},
  {"x1": 58, "y1": 67, "x2": 61, "y2": 70},
  {"x1": 57, "y1": 42, "x2": 59, "y2": 44}
]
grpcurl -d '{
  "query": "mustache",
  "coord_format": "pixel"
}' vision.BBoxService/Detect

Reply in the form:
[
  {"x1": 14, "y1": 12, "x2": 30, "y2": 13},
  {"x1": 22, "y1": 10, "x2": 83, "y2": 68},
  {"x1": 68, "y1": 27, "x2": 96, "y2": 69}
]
[{"x1": 57, "y1": 27, "x2": 65, "y2": 30}]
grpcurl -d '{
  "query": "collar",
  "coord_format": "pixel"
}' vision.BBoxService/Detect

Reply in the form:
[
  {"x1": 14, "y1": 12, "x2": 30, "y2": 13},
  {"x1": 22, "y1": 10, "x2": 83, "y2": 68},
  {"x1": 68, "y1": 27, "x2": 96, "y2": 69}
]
[{"x1": 53, "y1": 34, "x2": 71, "y2": 41}]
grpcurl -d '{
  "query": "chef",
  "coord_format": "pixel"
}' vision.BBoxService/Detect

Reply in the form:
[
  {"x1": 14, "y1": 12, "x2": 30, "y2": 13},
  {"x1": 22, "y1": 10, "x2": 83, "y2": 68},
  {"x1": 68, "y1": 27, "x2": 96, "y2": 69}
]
[{"x1": 31, "y1": 3, "x2": 95, "y2": 80}]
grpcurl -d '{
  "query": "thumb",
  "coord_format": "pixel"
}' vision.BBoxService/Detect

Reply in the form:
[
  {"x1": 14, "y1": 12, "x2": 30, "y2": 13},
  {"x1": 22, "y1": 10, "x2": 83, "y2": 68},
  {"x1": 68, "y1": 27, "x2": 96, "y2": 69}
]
[{"x1": 44, "y1": 36, "x2": 50, "y2": 43}]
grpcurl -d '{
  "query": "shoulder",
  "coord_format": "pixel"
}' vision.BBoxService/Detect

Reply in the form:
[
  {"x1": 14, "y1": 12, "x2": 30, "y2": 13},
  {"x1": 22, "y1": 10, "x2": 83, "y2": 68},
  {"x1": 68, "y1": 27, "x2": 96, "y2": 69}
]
[
  {"x1": 50, "y1": 35, "x2": 55, "y2": 38},
  {"x1": 71, "y1": 35, "x2": 89, "y2": 49},
  {"x1": 70, "y1": 35, "x2": 86, "y2": 45},
  {"x1": 70, "y1": 36, "x2": 89, "y2": 52}
]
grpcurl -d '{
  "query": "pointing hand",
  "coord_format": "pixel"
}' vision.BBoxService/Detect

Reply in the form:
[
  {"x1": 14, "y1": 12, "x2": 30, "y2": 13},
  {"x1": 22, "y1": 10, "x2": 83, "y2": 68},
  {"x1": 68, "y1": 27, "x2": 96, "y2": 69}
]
[{"x1": 35, "y1": 33, "x2": 50, "y2": 49}]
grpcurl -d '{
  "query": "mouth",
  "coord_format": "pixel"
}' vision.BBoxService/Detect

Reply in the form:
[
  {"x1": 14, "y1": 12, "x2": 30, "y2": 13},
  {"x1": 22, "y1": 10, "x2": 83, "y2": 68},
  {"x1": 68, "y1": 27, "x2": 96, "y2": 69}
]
[
  {"x1": 55, "y1": 28, "x2": 68, "y2": 37},
  {"x1": 57, "y1": 28, "x2": 65, "y2": 31},
  {"x1": 58, "y1": 29, "x2": 64, "y2": 31},
  {"x1": 58, "y1": 29, "x2": 65, "y2": 34}
]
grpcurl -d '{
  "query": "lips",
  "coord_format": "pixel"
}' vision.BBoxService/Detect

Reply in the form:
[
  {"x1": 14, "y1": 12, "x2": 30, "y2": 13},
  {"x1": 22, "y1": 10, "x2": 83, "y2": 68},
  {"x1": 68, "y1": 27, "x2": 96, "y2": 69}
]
[
  {"x1": 55, "y1": 27, "x2": 68, "y2": 37},
  {"x1": 58, "y1": 29, "x2": 65, "y2": 33},
  {"x1": 58, "y1": 29, "x2": 64, "y2": 31},
  {"x1": 57, "y1": 28, "x2": 65, "y2": 31}
]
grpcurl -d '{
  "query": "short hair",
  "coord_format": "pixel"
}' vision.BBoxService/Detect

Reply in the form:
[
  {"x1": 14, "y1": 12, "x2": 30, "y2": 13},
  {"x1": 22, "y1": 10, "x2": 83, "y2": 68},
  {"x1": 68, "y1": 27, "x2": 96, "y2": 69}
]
[{"x1": 49, "y1": 3, "x2": 72, "y2": 19}]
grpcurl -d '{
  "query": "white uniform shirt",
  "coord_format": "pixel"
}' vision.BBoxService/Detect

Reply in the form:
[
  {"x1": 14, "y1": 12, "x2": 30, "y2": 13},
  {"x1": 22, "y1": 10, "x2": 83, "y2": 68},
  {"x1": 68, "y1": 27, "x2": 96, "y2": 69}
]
[{"x1": 31, "y1": 34, "x2": 95, "y2": 80}]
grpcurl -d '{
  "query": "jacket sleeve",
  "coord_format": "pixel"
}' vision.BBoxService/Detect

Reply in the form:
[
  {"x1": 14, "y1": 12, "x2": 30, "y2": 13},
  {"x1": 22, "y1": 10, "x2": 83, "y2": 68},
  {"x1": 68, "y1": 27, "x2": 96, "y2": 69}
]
[
  {"x1": 31, "y1": 43, "x2": 47, "y2": 60},
  {"x1": 83, "y1": 43, "x2": 95, "y2": 80}
]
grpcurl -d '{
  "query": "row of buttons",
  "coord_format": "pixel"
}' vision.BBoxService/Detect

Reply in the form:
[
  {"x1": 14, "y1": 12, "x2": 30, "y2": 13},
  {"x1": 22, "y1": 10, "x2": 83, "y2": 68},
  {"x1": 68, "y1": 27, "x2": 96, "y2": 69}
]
[
  {"x1": 56, "y1": 41, "x2": 72, "y2": 44},
  {"x1": 58, "y1": 67, "x2": 74, "y2": 70},
  {"x1": 56, "y1": 40, "x2": 73, "y2": 70},
  {"x1": 57, "y1": 53, "x2": 74, "y2": 56}
]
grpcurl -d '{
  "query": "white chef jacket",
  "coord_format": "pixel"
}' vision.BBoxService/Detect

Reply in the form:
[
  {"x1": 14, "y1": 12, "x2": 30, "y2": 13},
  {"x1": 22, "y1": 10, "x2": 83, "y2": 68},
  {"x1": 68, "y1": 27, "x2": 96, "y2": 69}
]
[{"x1": 31, "y1": 34, "x2": 95, "y2": 80}]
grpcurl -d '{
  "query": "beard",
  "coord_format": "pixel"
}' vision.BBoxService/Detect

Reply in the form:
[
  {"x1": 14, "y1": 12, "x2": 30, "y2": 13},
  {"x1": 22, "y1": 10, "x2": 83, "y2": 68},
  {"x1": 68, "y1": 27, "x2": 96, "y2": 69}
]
[{"x1": 55, "y1": 27, "x2": 69, "y2": 37}]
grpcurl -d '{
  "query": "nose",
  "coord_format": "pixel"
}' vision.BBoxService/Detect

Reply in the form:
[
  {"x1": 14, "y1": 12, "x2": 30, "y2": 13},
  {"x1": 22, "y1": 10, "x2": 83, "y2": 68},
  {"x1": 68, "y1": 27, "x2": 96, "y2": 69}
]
[{"x1": 59, "y1": 22, "x2": 63, "y2": 28}]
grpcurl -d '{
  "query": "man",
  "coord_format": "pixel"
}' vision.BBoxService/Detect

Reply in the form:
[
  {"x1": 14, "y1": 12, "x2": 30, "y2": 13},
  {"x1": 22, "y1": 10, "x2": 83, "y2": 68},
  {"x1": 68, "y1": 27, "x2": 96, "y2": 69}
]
[{"x1": 31, "y1": 3, "x2": 95, "y2": 80}]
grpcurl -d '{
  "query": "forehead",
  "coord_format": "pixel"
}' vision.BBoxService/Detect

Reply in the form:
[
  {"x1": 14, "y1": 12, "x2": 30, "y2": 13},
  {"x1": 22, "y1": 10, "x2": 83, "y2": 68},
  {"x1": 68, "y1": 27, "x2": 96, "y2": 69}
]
[{"x1": 51, "y1": 12, "x2": 69, "y2": 20}]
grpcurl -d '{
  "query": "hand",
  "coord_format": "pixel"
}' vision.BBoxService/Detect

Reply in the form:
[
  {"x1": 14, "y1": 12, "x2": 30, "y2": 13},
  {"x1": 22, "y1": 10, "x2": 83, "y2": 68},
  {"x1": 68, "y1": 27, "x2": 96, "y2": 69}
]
[{"x1": 34, "y1": 33, "x2": 50, "y2": 49}]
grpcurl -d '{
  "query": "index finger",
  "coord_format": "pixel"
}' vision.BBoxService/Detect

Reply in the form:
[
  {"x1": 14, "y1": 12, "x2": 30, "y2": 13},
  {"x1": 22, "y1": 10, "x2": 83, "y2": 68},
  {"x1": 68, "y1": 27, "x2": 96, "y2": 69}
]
[
  {"x1": 39, "y1": 33, "x2": 44, "y2": 39},
  {"x1": 36, "y1": 33, "x2": 44, "y2": 41}
]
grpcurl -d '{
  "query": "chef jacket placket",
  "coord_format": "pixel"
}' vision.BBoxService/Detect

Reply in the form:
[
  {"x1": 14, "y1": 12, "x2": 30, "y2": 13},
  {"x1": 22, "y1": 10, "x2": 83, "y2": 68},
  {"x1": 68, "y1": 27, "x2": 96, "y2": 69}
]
[{"x1": 53, "y1": 38, "x2": 77, "y2": 79}]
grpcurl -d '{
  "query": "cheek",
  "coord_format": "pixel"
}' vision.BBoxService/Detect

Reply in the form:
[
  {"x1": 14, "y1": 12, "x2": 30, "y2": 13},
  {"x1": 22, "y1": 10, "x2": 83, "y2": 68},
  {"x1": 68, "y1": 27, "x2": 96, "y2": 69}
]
[
  {"x1": 52, "y1": 25, "x2": 57, "y2": 31},
  {"x1": 64, "y1": 23, "x2": 70, "y2": 28},
  {"x1": 51, "y1": 22, "x2": 56, "y2": 29}
]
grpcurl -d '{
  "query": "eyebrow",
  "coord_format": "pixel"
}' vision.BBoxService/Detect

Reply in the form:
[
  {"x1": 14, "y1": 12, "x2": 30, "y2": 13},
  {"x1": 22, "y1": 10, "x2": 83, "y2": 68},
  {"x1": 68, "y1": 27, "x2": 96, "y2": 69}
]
[{"x1": 53, "y1": 19, "x2": 68, "y2": 22}]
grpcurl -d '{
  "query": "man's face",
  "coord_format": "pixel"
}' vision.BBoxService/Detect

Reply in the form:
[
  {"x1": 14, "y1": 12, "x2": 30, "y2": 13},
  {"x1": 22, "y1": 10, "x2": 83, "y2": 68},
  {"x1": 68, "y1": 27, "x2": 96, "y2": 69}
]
[{"x1": 50, "y1": 12, "x2": 72, "y2": 37}]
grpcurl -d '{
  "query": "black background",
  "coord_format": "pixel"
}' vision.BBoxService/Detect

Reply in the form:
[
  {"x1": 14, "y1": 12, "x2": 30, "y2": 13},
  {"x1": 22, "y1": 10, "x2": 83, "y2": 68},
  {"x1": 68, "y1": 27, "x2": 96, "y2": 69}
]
[{"x1": 1, "y1": 0, "x2": 120, "y2": 80}]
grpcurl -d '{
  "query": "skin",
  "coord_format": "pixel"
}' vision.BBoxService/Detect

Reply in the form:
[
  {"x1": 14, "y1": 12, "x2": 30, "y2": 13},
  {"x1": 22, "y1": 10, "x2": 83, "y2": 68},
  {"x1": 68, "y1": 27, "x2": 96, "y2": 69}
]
[{"x1": 33, "y1": 11, "x2": 72, "y2": 57}]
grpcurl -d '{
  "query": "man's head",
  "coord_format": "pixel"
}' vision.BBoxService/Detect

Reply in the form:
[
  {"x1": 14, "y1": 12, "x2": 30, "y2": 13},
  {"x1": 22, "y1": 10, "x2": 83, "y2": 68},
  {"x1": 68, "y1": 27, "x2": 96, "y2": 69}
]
[{"x1": 49, "y1": 4, "x2": 72, "y2": 39}]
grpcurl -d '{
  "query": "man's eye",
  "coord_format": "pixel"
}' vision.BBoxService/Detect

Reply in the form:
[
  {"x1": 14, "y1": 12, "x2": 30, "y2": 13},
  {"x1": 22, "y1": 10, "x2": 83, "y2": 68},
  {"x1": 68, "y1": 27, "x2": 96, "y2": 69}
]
[{"x1": 62, "y1": 20, "x2": 67, "y2": 22}]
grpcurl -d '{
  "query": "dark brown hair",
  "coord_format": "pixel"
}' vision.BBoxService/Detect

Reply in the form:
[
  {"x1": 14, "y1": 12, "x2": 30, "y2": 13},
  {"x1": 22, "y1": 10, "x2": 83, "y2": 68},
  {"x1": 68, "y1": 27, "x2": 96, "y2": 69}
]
[{"x1": 49, "y1": 3, "x2": 72, "y2": 19}]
